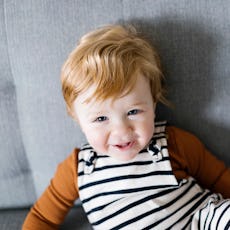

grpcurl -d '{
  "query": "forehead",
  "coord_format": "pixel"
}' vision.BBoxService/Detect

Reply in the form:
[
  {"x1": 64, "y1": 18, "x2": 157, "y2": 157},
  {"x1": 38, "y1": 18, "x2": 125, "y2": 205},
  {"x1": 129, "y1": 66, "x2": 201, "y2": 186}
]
[{"x1": 74, "y1": 76, "x2": 152, "y2": 112}]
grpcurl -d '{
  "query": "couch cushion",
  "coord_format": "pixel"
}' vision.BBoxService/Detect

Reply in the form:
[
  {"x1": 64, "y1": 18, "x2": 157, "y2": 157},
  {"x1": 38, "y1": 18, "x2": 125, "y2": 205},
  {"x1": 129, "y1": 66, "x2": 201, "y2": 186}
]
[
  {"x1": 0, "y1": 0, "x2": 36, "y2": 208},
  {"x1": 0, "y1": 206, "x2": 91, "y2": 230}
]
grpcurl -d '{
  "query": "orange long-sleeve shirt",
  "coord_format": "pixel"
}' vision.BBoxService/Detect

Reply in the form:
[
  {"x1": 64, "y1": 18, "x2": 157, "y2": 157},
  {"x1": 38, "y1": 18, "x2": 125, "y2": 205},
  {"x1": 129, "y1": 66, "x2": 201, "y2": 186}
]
[{"x1": 22, "y1": 126, "x2": 230, "y2": 229}]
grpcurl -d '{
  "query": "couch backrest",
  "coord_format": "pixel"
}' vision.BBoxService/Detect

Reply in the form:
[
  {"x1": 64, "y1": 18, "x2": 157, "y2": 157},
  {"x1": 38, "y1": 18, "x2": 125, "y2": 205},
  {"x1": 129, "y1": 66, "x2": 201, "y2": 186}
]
[{"x1": 0, "y1": 0, "x2": 229, "y2": 208}]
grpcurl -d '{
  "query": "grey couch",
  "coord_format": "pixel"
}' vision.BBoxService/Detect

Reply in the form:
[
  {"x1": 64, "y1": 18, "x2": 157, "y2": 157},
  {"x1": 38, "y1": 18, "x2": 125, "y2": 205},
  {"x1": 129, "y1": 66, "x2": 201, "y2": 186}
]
[{"x1": 0, "y1": 1, "x2": 229, "y2": 229}]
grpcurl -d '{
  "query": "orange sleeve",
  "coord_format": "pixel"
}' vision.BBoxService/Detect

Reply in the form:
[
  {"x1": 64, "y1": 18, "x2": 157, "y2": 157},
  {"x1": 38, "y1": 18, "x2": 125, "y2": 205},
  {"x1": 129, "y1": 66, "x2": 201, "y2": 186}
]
[
  {"x1": 167, "y1": 126, "x2": 230, "y2": 199},
  {"x1": 22, "y1": 149, "x2": 80, "y2": 230}
]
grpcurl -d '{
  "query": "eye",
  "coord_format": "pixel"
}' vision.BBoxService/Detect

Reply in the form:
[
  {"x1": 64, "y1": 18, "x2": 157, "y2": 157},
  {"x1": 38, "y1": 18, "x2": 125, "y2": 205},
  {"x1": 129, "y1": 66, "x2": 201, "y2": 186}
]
[
  {"x1": 127, "y1": 109, "x2": 141, "y2": 116},
  {"x1": 94, "y1": 116, "x2": 108, "y2": 122}
]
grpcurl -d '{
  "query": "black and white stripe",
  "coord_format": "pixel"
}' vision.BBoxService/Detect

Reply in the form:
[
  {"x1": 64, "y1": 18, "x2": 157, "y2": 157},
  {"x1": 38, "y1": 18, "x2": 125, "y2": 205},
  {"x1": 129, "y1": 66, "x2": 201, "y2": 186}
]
[{"x1": 78, "y1": 121, "x2": 230, "y2": 229}]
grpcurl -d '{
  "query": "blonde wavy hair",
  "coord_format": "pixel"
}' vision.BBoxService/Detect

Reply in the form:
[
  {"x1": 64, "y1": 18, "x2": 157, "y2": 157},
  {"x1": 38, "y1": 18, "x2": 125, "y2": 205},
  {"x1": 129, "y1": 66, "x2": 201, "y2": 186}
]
[{"x1": 61, "y1": 24, "x2": 167, "y2": 117}]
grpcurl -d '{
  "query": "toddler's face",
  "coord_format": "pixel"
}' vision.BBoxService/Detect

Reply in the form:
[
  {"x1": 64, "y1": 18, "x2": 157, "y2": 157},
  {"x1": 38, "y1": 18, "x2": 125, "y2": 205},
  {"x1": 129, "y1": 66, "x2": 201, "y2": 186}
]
[{"x1": 74, "y1": 76, "x2": 155, "y2": 161}]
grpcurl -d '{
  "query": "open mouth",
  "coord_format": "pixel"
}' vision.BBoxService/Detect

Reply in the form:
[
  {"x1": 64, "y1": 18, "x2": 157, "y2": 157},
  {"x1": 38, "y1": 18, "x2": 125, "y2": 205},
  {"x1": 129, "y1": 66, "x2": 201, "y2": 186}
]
[{"x1": 115, "y1": 141, "x2": 134, "y2": 150}]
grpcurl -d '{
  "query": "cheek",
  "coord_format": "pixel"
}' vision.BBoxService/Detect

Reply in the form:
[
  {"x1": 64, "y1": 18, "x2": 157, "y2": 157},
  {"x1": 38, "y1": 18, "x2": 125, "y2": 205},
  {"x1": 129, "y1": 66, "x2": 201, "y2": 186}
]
[
  {"x1": 141, "y1": 122, "x2": 154, "y2": 138},
  {"x1": 83, "y1": 127, "x2": 108, "y2": 151},
  {"x1": 140, "y1": 114, "x2": 155, "y2": 138}
]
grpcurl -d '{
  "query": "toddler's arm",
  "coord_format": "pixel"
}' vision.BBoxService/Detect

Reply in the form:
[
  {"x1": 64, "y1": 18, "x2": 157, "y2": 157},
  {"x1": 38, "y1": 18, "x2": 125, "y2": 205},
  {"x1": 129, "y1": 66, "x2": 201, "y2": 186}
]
[
  {"x1": 22, "y1": 149, "x2": 80, "y2": 229},
  {"x1": 167, "y1": 126, "x2": 230, "y2": 198}
]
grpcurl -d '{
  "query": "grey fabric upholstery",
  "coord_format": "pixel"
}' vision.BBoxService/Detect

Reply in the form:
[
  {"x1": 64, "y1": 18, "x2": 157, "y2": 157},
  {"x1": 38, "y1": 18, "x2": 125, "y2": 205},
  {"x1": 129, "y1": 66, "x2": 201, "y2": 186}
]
[
  {"x1": 0, "y1": 0, "x2": 229, "y2": 229},
  {"x1": 0, "y1": 207, "x2": 91, "y2": 230}
]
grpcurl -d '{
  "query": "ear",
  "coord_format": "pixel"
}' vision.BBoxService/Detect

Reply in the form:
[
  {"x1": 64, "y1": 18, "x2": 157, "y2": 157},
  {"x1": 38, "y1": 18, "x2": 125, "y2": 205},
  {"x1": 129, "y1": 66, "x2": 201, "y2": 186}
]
[
  {"x1": 72, "y1": 114, "x2": 79, "y2": 124},
  {"x1": 71, "y1": 111, "x2": 86, "y2": 133},
  {"x1": 72, "y1": 112, "x2": 81, "y2": 125},
  {"x1": 67, "y1": 106, "x2": 79, "y2": 123}
]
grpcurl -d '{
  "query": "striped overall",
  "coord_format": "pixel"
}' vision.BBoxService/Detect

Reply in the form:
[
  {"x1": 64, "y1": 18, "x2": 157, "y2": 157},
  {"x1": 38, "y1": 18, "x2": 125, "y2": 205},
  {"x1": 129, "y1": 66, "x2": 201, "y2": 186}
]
[{"x1": 78, "y1": 122, "x2": 230, "y2": 229}]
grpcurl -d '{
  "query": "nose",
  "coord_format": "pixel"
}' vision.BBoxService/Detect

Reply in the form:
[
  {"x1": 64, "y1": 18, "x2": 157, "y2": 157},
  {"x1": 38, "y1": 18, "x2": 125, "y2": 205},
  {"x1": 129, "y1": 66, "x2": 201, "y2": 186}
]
[{"x1": 111, "y1": 119, "x2": 133, "y2": 139}]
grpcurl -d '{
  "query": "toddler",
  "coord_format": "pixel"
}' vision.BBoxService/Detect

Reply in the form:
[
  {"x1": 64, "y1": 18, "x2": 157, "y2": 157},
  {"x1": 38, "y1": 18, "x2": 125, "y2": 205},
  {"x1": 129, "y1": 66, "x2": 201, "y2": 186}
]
[{"x1": 23, "y1": 24, "x2": 230, "y2": 229}]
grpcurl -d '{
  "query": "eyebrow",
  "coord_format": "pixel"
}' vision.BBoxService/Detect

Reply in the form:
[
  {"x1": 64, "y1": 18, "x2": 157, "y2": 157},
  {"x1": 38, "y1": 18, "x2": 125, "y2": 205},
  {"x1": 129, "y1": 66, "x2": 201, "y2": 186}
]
[
  {"x1": 85, "y1": 101, "x2": 148, "y2": 118},
  {"x1": 131, "y1": 101, "x2": 148, "y2": 106},
  {"x1": 86, "y1": 110, "x2": 106, "y2": 119}
]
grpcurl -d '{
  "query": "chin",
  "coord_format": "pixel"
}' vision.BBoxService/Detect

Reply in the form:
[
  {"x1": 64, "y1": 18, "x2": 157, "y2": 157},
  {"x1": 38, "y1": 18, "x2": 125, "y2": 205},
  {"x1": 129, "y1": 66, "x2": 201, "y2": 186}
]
[{"x1": 113, "y1": 153, "x2": 138, "y2": 162}]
